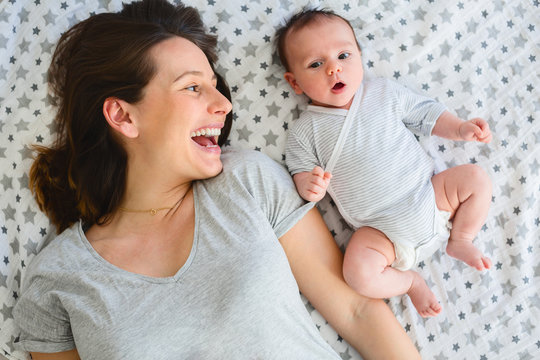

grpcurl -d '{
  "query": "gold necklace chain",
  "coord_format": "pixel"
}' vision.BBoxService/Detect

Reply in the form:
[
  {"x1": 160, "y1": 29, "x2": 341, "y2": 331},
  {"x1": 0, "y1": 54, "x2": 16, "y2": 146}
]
[
  {"x1": 118, "y1": 185, "x2": 191, "y2": 216},
  {"x1": 118, "y1": 206, "x2": 173, "y2": 216}
]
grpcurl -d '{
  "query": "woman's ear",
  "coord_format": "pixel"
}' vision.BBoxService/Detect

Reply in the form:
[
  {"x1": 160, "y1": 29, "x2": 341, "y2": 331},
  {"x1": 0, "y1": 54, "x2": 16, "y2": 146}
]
[
  {"x1": 284, "y1": 72, "x2": 304, "y2": 95},
  {"x1": 103, "y1": 97, "x2": 139, "y2": 138}
]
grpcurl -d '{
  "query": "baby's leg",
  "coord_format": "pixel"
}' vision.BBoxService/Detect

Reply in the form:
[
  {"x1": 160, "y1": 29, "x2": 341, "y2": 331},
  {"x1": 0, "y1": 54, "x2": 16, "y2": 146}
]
[
  {"x1": 343, "y1": 227, "x2": 441, "y2": 317},
  {"x1": 431, "y1": 164, "x2": 492, "y2": 270}
]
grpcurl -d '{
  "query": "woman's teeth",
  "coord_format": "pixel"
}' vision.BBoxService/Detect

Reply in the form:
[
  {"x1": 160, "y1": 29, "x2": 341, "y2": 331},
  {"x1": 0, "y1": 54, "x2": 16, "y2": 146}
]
[{"x1": 190, "y1": 128, "x2": 221, "y2": 137}]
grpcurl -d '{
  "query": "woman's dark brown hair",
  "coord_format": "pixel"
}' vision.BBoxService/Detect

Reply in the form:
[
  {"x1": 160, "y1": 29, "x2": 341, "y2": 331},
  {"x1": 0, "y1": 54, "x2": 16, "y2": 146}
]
[{"x1": 30, "y1": 0, "x2": 232, "y2": 233}]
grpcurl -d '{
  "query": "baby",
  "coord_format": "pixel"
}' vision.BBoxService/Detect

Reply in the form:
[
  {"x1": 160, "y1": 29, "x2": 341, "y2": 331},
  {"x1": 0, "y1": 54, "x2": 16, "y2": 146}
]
[{"x1": 276, "y1": 9, "x2": 493, "y2": 317}]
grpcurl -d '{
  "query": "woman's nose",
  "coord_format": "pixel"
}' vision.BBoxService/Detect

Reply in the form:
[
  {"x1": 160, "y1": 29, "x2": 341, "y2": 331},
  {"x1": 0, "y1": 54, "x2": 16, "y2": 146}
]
[{"x1": 209, "y1": 88, "x2": 232, "y2": 116}]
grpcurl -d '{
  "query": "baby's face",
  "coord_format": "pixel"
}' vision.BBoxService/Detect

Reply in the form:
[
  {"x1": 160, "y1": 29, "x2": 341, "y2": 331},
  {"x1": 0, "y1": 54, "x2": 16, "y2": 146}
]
[{"x1": 283, "y1": 16, "x2": 363, "y2": 109}]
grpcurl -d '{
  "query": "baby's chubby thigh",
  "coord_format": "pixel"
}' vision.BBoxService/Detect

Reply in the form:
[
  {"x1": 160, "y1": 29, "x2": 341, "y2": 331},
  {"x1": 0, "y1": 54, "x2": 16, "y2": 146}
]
[{"x1": 342, "y1": 227, "x2": 396, "y2": 292}]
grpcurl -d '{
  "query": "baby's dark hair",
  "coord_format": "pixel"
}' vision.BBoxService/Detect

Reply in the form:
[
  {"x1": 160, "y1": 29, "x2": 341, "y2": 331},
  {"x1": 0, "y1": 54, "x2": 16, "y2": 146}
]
[{"x1": 275, "y1": 8, "x2": 360, "y2": 71}]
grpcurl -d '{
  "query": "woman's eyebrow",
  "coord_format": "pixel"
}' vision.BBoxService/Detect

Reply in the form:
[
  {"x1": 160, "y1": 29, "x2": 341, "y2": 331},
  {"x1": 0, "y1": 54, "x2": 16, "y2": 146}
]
[{"x1": 173, "y1": 71, "x2": 216, "y2": 83}]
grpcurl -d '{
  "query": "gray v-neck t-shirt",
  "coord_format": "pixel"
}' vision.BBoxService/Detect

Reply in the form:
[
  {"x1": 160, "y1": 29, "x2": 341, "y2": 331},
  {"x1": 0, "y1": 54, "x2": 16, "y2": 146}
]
[{"x1": 13, "y1": 149, "x2": 340, "y2": 359}]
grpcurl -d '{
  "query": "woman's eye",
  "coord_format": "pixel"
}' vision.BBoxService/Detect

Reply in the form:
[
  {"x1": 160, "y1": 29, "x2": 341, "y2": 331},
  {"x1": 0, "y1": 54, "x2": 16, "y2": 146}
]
[
  {"x1": 309, "y1": 61, "x2": 322, "y2": 69},
  {"x1": 338, "y1": 53, "x2": 350, "y2": 60},
  {"x1": 186, "y1": 85, "x2": 199, "y2": 92}
]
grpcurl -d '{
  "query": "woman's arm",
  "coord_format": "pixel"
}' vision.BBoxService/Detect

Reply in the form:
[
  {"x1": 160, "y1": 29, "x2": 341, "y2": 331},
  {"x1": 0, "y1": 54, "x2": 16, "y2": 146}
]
[
  {"x1": 31, "y1": 349, "x2": 80, "y2": 360},
  {"x1": 279, "y1": 207, "x2": 421, "y2": 360}
]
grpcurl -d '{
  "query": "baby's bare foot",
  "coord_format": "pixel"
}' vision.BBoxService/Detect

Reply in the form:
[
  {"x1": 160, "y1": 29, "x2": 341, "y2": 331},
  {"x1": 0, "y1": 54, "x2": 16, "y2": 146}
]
[
  {"x1": 407, "y1": 272, "x2": 441, "y2": 318},
  {"x1": 446, "y1": 239, "x2": 491, "y2": 270}
]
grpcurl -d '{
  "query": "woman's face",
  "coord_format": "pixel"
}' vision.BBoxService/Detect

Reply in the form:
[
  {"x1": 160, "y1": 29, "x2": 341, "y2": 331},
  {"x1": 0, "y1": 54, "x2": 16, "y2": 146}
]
[{"x1": 128, "y1": 36, "x2": 232, "y2": 182}]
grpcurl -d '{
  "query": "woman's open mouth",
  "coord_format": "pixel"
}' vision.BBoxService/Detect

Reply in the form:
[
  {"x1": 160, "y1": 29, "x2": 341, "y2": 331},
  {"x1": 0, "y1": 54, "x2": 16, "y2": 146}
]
[{"x1": 191, "y1": 127, "x2": 220, "y2": 148}]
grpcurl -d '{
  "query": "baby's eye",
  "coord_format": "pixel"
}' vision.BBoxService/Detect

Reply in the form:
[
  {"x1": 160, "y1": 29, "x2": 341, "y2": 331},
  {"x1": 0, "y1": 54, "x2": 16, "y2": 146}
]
[
  {"x1": 309, "y1": 61, "x2": 322, "y2": 69},
  {"x1": 338, "y1": 52, "x2": 350, "y2": 60}
]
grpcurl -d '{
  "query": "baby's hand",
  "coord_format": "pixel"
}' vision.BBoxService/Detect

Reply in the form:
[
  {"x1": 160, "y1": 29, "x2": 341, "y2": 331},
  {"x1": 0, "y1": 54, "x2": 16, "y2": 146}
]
[
  {"x1": 293, "y1": 166, "x2": 332, "y2": 202},
  {"x1": 459, "y1": 118, "x2": 492, "y2": 143}
]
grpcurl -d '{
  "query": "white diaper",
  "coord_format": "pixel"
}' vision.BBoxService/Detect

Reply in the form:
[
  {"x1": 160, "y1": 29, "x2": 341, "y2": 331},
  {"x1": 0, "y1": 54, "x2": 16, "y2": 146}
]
[{"x1": 391, "y1": 209, "x2": 452, "y2": 271}]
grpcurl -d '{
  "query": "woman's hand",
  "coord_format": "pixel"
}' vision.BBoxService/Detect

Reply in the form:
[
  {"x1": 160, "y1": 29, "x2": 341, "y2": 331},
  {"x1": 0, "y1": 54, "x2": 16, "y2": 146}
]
[{"x1": 279, "y1": 208, "x2": 421, "y2": 360}]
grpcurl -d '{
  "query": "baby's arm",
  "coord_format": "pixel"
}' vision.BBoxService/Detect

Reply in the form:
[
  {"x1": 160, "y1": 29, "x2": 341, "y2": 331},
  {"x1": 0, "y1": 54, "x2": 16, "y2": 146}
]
[
  {"x1": 431, "y1": 111, "x2": 492, "y2": 143},
  {"x1": 293, "y1": 166, "x2": 332, "y2": 202}
]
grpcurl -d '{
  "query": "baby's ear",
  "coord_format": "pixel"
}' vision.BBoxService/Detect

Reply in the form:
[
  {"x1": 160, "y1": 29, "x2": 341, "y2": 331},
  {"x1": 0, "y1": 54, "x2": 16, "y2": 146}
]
[
  {"x1": 103, "y1": 97, "x2": 139, "y2": 139},
  {"x1": 284, "y1": 72, "x2": 304, "y2": 95}
]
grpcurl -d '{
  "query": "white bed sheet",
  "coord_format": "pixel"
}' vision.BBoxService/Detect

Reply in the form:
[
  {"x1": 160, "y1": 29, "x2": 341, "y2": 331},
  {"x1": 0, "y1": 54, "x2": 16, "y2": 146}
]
[{"x1": 1, "y1": 0, "x2": 539, "y2": 359}]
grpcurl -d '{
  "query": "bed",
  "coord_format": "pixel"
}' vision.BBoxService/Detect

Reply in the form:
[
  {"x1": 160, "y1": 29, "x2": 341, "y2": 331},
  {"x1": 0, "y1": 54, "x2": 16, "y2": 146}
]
[{"x1": 1, "y1": 0, "x2": 539, "y2": 359}]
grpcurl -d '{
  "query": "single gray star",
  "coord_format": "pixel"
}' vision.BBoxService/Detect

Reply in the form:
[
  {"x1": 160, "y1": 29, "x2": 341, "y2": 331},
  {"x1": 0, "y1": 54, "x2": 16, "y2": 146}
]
[
  {"x1": 16, "y1": 66, "x2": 29, "y2": 80},
  {"x1": 410, "y1": 32, "x2": 425, "y2": 46},
  {"x1": 510, "y1": 61, "x2": 524, "y2": 76},
  {"x1": 291, "y1": 105, "x2": 302, "y2": 120},
  {"x1": 19, "y1": 145, "x2": 34, "y2": 160},
  {"x1": 460, "y1": 79, "x2": 472, "y2": 93},
  {"x1": 377, "y1": 48, "x2": 393, "y2": 61},
  {"x1": 501, "y1": 280, "x2": 516, "y2": 296},
  {"x1": 9, "y1": 237, "x2": 19, "y2": 255},
  {"x1": 248, "y1": 17, "x2": 263, "y2": 31},
  {"x1": 433, "y1": 352, "x2": 449, "y2": 360},
  {"x1": 487, "y1": 56, "x2": 499, "y2": 71},
  {"x1": 236, "y1": 95, "x2": 253, "y2": 111},
  {"x1": 439, "y1": 40, "x2": 451, "y2": 57},
  {"x1": 242, "y1": 71, "x2": 256, "y2": 83},
  {"x1": 408, "y1": 60, "x2": 421, "y2": 75},
  {"x1": 219, "y1": 38, "x2": 233, "y2": 53},
  {"x1": 41, "y1": 38, "x2": 56, "y2": 54},
  {"x1": 497, "y1": 311, "x2": 512, "y2": 327},
  {"x1": 486, "y1": 25, "x2": 500, "y2": 40},
  {"x1": 23, "y1": 239, "x2": 39, "y2": 256},
  {"x1": 19, "y1": 39, "x2": 31, "y2": 53},
  {"x1": 517, "y1": 351, "x2": 534, "y2": 360},
  {"x1": 0, "y1": 304, "x2": 13, "y2": 321},
  {"x1": 506, "y1": 154, "x2": 520, "y2": 166},
  {"x1": 439, "y1": 318, "x2": 451, "y2": 334},
  {"x1": 242, "y1": 42, "x2": 257, "y2": 57},
  {"x1": 1, "y1": 174, "x2": 13, "y2": 191},
  {"x1": 18, "y1": 172, "x2": 29, "y2": 189},
  {"x1": 266, "y1": 102, "x2": 280, "y2": 117},
  {"x1": 520, "y1": 318, "x2": 535, "y2": 334},
  {"x1": 499, "y1": 182, "x2": 514, "y2": 198},
  {"x1": 265, "y1": 74, "x2": 281, "y2": 87},
  {"x1": 455, "y1": 106, "x2": 471, "y2": 120},
  {"x1": 460, "y1": 47, "x2": 474, "y2": 62},
  {"x1": 412, "y1": 7, "x2": 427, "y2": 21},
  {"x1": 479, "y1": 272, "x2": 493, "y2": 288},
  {"x1": 216, "y1": 10, "x2": 231, "y2": 23},
  {"x1": 513, "y1": 34, "x2": 527, "y2": 48},
  {"x1": 0, "y1": 273, "x2": 7, "y2": 287},
  {"x1": 263, "y1": 130, "x2": 279, "y2": 146},
  {"x1": 529, "y1": 159, "x2": 539, "y2": 175},
  {"x1": 470, "y1": 299, "x2": 484, "y2": 314},
  {"x1": 0, "y1": 11, "x2": 9, "y2": 22},
  {"x1": 17, "y1": 94, "x2": 31, "y2": 109},
  {"x1": 2, "y1": 204, "x2": 15, "y2": 221},
  {"x1": 439, "y1": 8, "x2": 453, "y2": 23},
  {"x1": 528, "y1": 293, "x2": 540, "y2": 309},
  {"x1": 517, "y1": 223, "x2": 529, "y2": 239},
  {"x1": 464, "y1": 329, "x2": 479, "y2": 345},
  {"x1": 383, "y1": 26, "x2": 397, "y2": 39},
  {"x1": 236, "y1": 125, "x2": 253, "y2": 142},
  {"x1": 446, "y1": 288, "x2": 459, "y2": 303},
  {"x1": 0, "y1": 34, "x2": 8, "y2": 48},
  {"x1": 429, "y1": 69, "x2": 446, "y2": 84},
  {"x1": 484, "y1": 84, "x2": 497, "y2": 98},
  {"x1": 23, "y1": 206, "x2": 37, "y2": 223},
  {"x1": 466, "y1": 19, "x2": 479, "y2": 33},
  {"x1": 381, "y1": 0, "x2": 395, "y2": 11},
  {"x1": 43, "y1": 9, "x2": 56, "y2": 25},
  {"x1": 488, "y1": 338, "x2": 503, "y2": 354}
]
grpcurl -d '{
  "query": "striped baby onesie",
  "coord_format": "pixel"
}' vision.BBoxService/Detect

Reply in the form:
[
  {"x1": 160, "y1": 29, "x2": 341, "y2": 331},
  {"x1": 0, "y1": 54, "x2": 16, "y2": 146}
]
[{"x1": 286, "y1": 78, "x2": 448, "y2": 268}]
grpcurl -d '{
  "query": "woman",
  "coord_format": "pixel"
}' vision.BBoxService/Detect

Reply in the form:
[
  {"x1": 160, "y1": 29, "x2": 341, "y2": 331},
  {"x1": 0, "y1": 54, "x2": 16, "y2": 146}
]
[{"x1": 13, "y1": 0, "x2": 420, "y2": 359}]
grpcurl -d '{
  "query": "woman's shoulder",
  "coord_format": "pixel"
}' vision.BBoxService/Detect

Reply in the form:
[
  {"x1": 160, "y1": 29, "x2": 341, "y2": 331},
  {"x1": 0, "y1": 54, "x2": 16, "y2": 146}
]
[
  {"x1": 204, "y1": 148, "x2": 294, "y2": 195},
  {"x1": 23, "y1": 222, "x2": 86, "y2": 280}
]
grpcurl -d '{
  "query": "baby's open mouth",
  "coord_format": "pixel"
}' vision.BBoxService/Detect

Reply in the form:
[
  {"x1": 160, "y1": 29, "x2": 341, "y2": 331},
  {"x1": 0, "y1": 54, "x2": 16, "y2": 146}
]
[
  {"x1": 191, "y1": 128, "x2": 220, "y2": 147},
  {"x1": 332, "y1": 82, "x2": 345, "y2": 90}
]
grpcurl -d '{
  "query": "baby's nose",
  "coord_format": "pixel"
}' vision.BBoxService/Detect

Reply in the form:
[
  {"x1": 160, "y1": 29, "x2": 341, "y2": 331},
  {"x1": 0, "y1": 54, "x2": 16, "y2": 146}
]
[{"x1": 327, "y1": 65, "x2": 342, "y2": 76}]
